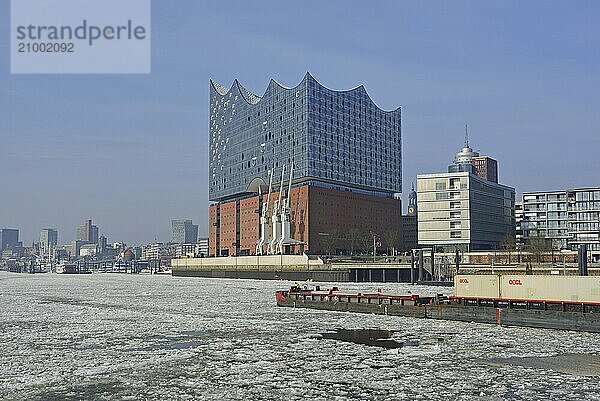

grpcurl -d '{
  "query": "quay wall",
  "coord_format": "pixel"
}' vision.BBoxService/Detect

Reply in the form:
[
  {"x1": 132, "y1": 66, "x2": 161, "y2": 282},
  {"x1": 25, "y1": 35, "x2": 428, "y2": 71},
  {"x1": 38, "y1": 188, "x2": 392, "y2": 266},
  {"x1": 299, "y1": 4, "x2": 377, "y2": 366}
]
[{"x1": 172, "y1": 255, "x2": 349, "y2": 282}]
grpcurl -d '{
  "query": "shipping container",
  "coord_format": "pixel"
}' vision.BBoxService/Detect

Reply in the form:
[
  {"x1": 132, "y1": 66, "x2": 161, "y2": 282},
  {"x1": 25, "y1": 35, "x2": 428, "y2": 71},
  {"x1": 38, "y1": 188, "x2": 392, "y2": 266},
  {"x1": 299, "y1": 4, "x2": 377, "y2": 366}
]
[
  {"x1": 454, "y1": 275, "x2": 600, "y2": 304},
  {"x1": 499, "y1": 275, "x2": 600, "y2": 303},
  {"x1": 454, "y1": 275, "x2": 500, "y2": 298}
]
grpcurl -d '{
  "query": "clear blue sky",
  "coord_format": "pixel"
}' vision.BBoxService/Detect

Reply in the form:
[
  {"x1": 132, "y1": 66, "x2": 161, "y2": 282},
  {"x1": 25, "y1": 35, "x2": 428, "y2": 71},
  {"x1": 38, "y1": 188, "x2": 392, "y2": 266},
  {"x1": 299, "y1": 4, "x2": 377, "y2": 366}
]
[{"x1": 1, "y1": 1, "x2": 599, "y2": 245}]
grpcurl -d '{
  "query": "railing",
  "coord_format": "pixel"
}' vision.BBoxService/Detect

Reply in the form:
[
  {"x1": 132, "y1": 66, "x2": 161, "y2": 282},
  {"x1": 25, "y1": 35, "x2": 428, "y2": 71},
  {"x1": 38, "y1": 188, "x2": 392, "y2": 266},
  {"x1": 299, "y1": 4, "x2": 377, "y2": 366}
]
[
  {"x1": 278, "y1": 290, "x2": 434, "y2": 306},
  {"x1": 451, "y1": 296, "x2": 600, "y2": 313}
]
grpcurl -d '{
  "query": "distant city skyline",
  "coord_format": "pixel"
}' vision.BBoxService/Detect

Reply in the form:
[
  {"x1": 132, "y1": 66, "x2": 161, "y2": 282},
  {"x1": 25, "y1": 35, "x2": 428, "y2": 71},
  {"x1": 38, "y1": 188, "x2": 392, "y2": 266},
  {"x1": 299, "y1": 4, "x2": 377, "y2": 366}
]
[{"x1": 1, "y1": 1, "x2": 599, "y2": 244}]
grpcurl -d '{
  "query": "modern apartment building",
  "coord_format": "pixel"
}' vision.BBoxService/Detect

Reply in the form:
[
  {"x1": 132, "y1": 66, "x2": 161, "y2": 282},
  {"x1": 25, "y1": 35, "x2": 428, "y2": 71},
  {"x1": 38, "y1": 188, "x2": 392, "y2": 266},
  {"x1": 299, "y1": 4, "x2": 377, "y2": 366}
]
[
  {"x1": 417, "y1": 139, "x2": 515, "y2": 252},
  {"x1": 197, "y1": 238, "x2": 209, "y2": 257},
  {"x1": 515, "y1": 201, "x2": 524, "y2": 246},
  {"x1": 520, "y1": 187, "x2": 600, "y2": 258},
  {"x1": 208, "y1": 73, "x2": 403, "y2": 256}
]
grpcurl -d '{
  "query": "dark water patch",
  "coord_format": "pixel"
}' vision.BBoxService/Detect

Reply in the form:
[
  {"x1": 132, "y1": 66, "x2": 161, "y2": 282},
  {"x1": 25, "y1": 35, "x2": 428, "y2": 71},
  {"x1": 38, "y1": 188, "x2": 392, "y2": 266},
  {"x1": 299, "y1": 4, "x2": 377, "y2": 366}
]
[
  {"x1": 119, "y1": 330, "x2": 208, "y2": 353},
  {"x1": 319, "y1": 328, "x2": 403, "y2": 349},
  {"x1": 488, "y1": 353, "x2": 600, "y2": 376}
]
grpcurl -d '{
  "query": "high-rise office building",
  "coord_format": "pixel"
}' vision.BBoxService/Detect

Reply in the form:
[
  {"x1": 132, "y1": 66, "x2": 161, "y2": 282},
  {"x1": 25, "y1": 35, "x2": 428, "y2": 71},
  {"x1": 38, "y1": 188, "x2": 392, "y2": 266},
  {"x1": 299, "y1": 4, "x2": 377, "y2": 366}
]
[
  {"x1": 417, "y1": 139, "x2": 515, "y2": 252},
  {"x1": 76, "y1": 225, "x2": 86, "y2": 242},
  {"x1": 40, "y1": 228, "x2": 58, "y2": 254},
  {"x1": 77, "y1": 219, "x2": 99, "y2": 244},
  {"x1": 172, "y1": 219, "x2": 199, "y2": 244},
  {"x1": 472, "y1": 156, "x2": 498, "y2": 183},
  {"x1": 0, "y1": 229, "x2": 20, "y2": 252},
  {"x1": 520, "y1": 187, "x2": 600, "y2": 259},
  {"x1": 208, "y1": 73, "x2": 402, "y2": 256},
  {"x1": 98, "y1": 235, "x2": 108, "y2": 255},
  {"x1": 90, "y1": 225, "x2": 99, "y2": 244}
]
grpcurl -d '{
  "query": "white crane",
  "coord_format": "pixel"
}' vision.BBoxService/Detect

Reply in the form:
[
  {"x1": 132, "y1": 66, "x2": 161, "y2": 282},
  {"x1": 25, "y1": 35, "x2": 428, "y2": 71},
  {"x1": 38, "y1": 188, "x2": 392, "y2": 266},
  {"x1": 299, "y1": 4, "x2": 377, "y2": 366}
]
[
  {"x1": 277, "y1": 161, "x2": 302, "y2": 254},
  {"x1": 256, "y1": 169, "x2": 273, "y2": 255},
  {"x1": 268, "y1": 165, "x2": 286, "y2": 255}
]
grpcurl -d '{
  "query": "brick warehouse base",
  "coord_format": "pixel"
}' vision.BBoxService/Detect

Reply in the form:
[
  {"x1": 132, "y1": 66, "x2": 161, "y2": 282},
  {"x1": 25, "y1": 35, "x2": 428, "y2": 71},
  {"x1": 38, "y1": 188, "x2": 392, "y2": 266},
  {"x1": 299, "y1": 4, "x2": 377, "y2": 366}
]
[{"x1": 209, "y1": 185, "x2": 402, "y2": 257}]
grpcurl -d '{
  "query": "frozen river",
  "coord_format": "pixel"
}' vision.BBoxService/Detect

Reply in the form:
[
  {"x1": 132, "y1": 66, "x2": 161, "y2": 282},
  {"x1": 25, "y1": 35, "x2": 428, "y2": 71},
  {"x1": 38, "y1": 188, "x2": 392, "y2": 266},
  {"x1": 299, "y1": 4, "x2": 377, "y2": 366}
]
[{"x1": 1, "y1": 272, "x2": 600, "y2": 400}]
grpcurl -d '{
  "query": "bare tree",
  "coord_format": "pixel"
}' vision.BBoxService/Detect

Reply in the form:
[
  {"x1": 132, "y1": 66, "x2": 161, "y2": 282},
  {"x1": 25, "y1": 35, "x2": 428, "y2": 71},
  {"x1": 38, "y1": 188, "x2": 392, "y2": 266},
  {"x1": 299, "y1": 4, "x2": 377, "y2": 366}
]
[
  {"x1": 526, "y1": 236, "x2": 552, "y2": 265},
  {"x1": 500, "y1": 234, "x2": 516, "y2": 264},
  {"x1": 320, "y1": 231, "x2": 340, "y2": 257},
  {"x1": 357, "y1": 231, "x2": 373, "y2": 255},
  {"x1": 383, "y1": 229, "x2": 400, "y2": 257},
  {"x1": 347, "y1": 228, "x2": 362, "y2": 255}
]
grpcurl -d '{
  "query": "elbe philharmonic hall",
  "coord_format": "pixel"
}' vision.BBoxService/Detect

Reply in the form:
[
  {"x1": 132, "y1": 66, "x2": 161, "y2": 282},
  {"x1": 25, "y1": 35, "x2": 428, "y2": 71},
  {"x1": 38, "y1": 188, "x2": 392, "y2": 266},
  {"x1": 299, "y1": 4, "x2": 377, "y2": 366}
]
[{"x1": 208, "y1": 73, "x2": 403, "y2": 256}]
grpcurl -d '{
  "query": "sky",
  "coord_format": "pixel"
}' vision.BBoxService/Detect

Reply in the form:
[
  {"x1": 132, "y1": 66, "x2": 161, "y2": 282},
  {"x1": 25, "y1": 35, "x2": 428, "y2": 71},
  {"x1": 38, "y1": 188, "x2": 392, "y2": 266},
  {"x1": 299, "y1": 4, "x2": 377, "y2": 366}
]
[{"x1": 1, "y1": 0, "x2": 599, "y2": 246}]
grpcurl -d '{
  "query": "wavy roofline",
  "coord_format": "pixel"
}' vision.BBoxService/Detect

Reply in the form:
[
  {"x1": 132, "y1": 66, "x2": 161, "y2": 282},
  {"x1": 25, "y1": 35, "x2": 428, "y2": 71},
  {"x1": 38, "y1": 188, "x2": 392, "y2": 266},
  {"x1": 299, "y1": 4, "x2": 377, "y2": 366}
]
[{"x1": 210, "y1": 72, "x2": 401, "y2": 113}]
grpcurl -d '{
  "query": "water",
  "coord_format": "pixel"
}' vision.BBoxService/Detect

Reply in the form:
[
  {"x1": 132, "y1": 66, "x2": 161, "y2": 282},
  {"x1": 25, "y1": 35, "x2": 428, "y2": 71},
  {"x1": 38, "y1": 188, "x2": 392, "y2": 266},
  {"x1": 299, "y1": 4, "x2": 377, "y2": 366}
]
[{"x1": 1, "y1": 272, "x2": 600, "y2": 400}]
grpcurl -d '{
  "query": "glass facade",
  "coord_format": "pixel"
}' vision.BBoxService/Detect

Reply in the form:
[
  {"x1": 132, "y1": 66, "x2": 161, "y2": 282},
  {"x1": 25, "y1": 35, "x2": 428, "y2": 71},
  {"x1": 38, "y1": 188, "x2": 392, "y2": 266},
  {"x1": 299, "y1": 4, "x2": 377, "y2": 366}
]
[{"x1": 209, "y1": 73, "x2": 402, "y2": 201}]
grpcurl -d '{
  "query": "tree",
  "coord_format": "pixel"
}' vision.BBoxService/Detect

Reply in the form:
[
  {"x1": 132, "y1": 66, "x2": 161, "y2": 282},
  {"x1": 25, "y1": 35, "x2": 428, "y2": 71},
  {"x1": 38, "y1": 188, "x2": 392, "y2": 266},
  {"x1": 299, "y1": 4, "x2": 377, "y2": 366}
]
[
  {"x1": 500, "y1": 234, "x2": 516, "y2": 264},
  {"x1": 320, "y1": 232, "x2": 340, "y2": 257},
  {"x1": 356, "y1": 231, "x2": 373, "y2": 256},
  {"x1": 383, "y1": 229, "x2": 400, "y2": 257},
  {"x1": 526, "y1": 236, "x2": 552, "y2": 265},
  {"x1": 347, "y1": 228, "x2": 362, "y2": 255}
]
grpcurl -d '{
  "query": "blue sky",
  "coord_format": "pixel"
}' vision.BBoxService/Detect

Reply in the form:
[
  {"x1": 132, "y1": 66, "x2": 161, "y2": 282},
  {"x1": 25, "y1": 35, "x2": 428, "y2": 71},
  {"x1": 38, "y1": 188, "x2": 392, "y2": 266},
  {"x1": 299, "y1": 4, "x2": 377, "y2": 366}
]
[{"x1": 1, "y1": 0, "x2": 599, "y2": 245}]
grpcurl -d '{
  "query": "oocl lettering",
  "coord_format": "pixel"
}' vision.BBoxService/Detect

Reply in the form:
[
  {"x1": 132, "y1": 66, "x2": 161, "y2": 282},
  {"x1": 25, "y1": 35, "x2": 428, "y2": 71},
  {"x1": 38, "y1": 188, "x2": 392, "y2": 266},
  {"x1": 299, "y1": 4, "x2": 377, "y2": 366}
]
[
  {"x1": 459, "y1": 278, "x2": 469, "y2": 284},
  {"x1": 508, "y1": 279, "x2": 523, "y2": 285}
]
